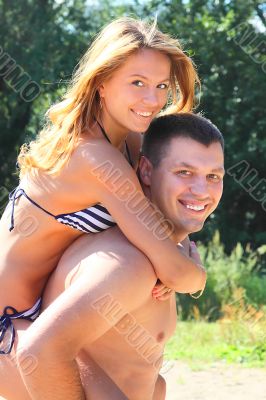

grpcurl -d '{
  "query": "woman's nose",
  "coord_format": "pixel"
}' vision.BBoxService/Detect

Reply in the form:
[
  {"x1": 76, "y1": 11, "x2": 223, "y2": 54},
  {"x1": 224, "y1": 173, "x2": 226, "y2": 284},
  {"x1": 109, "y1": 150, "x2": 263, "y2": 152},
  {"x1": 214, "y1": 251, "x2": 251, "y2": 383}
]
[{"x1": 142, "y1": 89, "x2": 159, "y2": 108}]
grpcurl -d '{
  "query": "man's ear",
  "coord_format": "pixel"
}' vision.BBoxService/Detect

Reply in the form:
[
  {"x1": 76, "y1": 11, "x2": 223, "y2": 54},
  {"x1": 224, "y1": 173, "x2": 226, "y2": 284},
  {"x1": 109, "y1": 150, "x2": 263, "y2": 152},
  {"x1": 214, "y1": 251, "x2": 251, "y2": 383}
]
[{"x1": 138, "y1": 156, "x2": 153, "y2": 186}]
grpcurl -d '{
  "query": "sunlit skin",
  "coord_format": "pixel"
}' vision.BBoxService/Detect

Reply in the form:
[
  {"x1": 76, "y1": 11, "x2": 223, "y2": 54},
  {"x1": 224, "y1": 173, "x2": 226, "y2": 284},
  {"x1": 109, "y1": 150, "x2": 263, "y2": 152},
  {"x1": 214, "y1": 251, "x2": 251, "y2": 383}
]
[
  {"x1": 0, "y1": 48, "x2": 171, "y2": 314},
  {"x1": 99, "y1": 48, "x2": 171, "y2": 147},
  {"x1": 140, "y1": 137, "x2": 225, "y2": 242},
  {"x1": 0, "y1": 136, "x2": 221, "y2": 400},
  {"x1": 0, "y1": 47, "x2": 204, "y2": 400}
]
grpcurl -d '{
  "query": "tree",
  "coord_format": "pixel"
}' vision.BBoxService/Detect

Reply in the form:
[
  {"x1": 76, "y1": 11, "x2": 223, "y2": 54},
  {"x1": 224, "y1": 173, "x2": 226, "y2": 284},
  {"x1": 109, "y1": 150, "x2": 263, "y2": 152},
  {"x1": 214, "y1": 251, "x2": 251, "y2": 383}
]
[
  {"x1": 0, "y1": 0, "x2": 120, "y2": 189},
  {"x1": 0, "y1": 0, "x2": 265, "y2": 252},
  {"x1": 142, "y1": 0, "x2": 266, "y2": 251}
]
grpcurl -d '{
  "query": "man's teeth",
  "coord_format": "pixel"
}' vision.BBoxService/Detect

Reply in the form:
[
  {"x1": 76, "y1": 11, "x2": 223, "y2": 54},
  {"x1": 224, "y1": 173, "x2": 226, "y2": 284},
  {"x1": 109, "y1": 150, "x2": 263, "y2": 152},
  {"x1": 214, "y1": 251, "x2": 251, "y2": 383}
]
[
  {"x1": 185, "y1": 204, "x2": 205, "y2": 211},
  {"x1": 134, "y1": 111, "x2": 152, "y2": 117}
]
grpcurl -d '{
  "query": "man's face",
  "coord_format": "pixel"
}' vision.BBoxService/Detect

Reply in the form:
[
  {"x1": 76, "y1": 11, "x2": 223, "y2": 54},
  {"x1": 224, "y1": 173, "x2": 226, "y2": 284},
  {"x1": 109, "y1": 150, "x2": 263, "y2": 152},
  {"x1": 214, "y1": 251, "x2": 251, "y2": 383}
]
[{"x1": 141, "y1": 137, "x2": 224, "y2": 237}]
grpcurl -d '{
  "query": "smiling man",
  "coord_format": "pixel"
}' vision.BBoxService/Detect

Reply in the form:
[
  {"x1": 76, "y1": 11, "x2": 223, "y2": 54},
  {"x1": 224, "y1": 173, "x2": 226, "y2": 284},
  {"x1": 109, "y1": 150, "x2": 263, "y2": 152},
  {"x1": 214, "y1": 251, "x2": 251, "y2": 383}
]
[
  {"x1": 141, "y1": 113, "x2": 224, "y2": 239},
  {"x1": 14, "y1": 113, "x2": 224, "y2": 400}
]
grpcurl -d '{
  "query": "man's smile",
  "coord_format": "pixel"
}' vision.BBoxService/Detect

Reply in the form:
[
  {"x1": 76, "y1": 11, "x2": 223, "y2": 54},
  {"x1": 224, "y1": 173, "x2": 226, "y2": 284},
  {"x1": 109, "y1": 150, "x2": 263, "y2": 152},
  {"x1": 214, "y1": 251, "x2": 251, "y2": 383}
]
[{"x1": 178, "y1": 200, "x2": 210, "y2": 214}]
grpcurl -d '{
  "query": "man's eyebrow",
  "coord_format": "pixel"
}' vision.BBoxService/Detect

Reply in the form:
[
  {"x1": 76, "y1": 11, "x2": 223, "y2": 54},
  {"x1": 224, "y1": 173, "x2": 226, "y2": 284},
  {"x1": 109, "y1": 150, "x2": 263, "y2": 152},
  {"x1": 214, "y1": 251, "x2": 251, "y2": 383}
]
[
  {"x1": 173, "y1": 162, "x2": 197, "y2": 169},
  {"x1": 129, "y1": 74, "x2": 170, "y2": 81},
  {"x1": 174, "y1": 162, "x2": 225, "y2": 174},
  {"x1": 211, "y1": 167, "x2": 225, "y2": 174}
]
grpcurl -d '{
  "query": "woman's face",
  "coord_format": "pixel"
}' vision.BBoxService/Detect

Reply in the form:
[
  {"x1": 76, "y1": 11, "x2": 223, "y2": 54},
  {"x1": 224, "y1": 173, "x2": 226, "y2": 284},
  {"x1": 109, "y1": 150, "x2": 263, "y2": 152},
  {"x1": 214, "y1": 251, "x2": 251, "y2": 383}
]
[{"x1": 99, "y1": 48, "x2": 171, "y2": 136}]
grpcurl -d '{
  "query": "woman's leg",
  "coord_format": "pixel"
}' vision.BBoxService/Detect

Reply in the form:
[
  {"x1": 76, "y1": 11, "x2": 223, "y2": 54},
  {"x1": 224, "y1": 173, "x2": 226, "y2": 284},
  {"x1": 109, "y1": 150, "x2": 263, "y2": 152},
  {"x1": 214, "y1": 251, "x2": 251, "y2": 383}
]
[{"x1": 0, "y1": 321, "x2": 33, "y2": 400}]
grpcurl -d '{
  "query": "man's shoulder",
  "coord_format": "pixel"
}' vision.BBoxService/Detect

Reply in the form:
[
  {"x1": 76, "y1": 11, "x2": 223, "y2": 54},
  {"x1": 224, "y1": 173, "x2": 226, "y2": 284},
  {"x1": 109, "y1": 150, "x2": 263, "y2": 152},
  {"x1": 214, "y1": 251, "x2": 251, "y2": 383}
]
[
  {"x1": 95, "y1": 227, "x2": 157, "y2": 286},
  {"x1": 113, "y1": 228, "x2": 156, "y2": 268}
]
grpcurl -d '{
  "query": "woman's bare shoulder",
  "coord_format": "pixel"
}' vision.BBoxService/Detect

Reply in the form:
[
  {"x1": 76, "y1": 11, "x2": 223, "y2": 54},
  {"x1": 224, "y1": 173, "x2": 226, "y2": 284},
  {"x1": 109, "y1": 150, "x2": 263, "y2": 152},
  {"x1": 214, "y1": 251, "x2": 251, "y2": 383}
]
[
  {"x1": 73, "y1": 138, "x2": 137, "y2": 180},
  {"x1": 74, "y1": 138, "x2": 122, "y2": 165}
]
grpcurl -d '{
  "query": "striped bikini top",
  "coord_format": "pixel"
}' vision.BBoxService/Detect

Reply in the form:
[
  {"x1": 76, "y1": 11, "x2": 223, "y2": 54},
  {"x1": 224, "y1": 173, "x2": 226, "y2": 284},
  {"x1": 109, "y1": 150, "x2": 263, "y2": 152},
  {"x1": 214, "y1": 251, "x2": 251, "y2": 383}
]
[{"x1": 8, "y1": 122, "x2": 133, "y2": 234}]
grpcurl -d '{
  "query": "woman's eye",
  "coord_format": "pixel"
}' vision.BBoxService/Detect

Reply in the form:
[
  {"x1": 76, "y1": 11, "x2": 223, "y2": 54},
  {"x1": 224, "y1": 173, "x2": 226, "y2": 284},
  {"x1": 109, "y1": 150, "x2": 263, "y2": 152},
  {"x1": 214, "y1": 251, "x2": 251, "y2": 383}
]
[
  {"x1": 157, "y1": 83, "x2": 169, "y2": 89},
  {"x1": 132, "y1": 80, "x2": 144, "y2": 87}
]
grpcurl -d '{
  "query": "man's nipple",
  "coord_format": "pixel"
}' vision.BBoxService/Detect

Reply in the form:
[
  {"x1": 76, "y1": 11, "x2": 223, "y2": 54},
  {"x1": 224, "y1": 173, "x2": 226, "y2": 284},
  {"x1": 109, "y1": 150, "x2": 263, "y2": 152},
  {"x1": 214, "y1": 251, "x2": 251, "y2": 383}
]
[{"x1": 157, "y1": 331, "x2": 165, "y2": 342}]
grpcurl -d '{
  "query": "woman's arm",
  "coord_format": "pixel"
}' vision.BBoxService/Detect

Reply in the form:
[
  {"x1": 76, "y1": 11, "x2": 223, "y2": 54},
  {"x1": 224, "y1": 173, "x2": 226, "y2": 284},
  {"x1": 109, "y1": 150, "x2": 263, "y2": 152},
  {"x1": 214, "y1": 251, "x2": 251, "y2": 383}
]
[{"x1": 78, "y1": 140, "x2": 206, "y2": 294}]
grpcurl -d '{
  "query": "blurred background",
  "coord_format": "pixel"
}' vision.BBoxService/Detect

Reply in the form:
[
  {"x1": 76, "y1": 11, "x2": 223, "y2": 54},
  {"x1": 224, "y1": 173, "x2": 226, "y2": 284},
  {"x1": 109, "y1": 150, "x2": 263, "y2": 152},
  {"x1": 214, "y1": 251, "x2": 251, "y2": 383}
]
[{"x1": 0, "y1": 0, "x2": 265, "y2": 373}]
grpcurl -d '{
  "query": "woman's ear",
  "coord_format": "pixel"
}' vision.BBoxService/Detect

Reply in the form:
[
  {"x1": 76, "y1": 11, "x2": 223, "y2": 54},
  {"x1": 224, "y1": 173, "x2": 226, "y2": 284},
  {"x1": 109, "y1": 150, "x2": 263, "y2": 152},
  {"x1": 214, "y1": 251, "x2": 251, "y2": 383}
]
[
  {"x1": 138, "y1": 156, "x2": 153, "y2": 186},
  {"x1": 98, "y1": 84, "x2": 105, "y2": 98}
]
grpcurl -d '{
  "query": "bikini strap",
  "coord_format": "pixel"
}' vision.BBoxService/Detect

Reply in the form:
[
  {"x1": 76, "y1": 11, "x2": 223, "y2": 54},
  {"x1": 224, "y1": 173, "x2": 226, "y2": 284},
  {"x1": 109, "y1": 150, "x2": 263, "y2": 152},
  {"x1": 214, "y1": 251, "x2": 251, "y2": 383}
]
[
  {"x1": 0, "y1": 309, "x2": 15, "y2": 354},
  {"x1": 8, "y1": 187, "x2": 55, "y2": 232},
  {"x1": 0, "y1": 299, "x2": 42, "y2": 354},
  {"x1": 96, "y1": 120, "x2": 133, "y2": 167},
  {"x1": 125, "y1": 142, "x2": 133, "y2": 167},
  {"x1": 96, "y1": 120, "x2": 111, "y2": 143}
]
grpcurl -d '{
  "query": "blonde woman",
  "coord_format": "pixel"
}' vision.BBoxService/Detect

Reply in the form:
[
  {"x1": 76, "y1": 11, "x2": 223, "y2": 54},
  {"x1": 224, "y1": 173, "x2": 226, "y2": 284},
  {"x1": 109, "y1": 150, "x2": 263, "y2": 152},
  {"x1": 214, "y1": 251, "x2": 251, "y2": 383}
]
[{"x1": 0, "y1": 17, "x2": 204, "y2": 364}]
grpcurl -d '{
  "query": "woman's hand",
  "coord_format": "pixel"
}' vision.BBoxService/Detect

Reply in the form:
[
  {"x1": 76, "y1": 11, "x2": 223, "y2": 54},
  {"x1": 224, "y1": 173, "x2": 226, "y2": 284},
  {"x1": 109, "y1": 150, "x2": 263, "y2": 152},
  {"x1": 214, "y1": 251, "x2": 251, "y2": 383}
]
[
  {"x1": 189, "y1": 241, "x2": 202, "y2": 263},
  {"x1": 189, "y1": 240, "x2": 206, "y2": 298},
  {"x1": 152, "y1": 280, "x2": 173, "y2": 301},
  {"x1": 151, "y1": 239, "x2": 204, "y2": 301},
  {"x1": 180, "y1": 237, "x2": 203, "y2": 265},
  {"x1": 81, "y1": 141, "x2": 206, "y2": 294}
]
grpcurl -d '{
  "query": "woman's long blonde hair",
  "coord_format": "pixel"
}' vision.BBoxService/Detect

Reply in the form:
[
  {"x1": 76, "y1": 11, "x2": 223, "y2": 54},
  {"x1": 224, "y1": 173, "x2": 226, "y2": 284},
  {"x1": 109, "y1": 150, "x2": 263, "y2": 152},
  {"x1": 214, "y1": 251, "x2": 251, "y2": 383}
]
[{"x1": 18, "y1": 17, "x2": 200, "y2": 177}]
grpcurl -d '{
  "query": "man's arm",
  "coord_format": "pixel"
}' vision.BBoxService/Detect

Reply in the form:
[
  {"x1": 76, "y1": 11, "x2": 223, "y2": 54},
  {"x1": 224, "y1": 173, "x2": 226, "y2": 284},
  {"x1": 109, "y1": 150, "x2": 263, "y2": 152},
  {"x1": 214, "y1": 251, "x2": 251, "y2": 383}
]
[
  {"x1": 153, "y1": 375, "x2": 166, "y2": 400},
  {"x1": 78, "y1": 351, "x2": 128, "y2": 399},
  {"x1": 17, "y1": 248, "x2": 156, "y2": 400}
]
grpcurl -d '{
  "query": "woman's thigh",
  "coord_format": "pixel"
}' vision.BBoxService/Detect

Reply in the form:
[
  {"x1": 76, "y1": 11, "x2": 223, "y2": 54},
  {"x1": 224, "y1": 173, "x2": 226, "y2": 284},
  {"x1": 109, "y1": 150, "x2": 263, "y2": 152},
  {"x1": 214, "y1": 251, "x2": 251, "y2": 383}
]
[{"x1": 0, "y1": 321, "x2": 32, "y2": 400}]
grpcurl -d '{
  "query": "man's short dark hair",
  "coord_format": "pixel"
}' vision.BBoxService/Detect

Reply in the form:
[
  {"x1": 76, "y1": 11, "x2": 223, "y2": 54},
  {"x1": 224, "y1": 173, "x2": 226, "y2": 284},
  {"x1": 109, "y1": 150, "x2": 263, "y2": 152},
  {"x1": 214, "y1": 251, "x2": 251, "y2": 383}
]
[{"x1": 142, "y1": 113, "x2": 224, "y2": 168}]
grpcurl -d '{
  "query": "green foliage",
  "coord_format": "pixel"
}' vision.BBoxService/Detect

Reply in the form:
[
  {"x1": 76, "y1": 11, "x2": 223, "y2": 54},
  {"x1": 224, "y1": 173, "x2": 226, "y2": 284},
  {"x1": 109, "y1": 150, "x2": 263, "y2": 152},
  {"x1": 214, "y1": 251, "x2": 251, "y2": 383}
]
[
  {"x1": 0, "y1": 0, "x2": 265, "y2": 252},
  {"x1": 148, "y1": 0, "x2": 266, "y2": 251},
  {"x1": 0, "y1": 1, "x2": 265, "y2": 365},
  {"x1": 0, "y1": 0, "x2": 127, "y2": 189},
  {"x1": 166, "y1": 320, "x2": 266, "y2": 367},
  {"x1": 176, "y1": 231, "x2": 266, "y2": 321}
]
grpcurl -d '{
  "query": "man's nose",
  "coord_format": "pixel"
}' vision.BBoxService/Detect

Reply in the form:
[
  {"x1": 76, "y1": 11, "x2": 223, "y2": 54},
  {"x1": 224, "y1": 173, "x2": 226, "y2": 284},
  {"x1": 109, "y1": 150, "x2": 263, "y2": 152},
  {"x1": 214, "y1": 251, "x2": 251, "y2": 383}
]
[{"x1": 190, "y1": 179, "x2": 209, "y2": 199}]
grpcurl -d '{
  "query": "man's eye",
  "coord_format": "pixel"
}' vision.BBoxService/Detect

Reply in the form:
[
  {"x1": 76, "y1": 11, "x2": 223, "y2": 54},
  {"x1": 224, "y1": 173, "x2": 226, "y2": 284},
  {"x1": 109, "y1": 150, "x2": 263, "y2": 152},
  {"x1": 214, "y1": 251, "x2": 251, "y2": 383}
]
[
  {"x1": 208, "y1": 174, "x2": 221, "y2": 181},
  {"x1": 132, "y1": 80, "x2": 144, "y2": 87},
  {"x1": 177, "y1": 170, "x2": 191, "y2": 176},
  {"x1": 157, "y1": 83, "x2": 169, "y2": 89}
]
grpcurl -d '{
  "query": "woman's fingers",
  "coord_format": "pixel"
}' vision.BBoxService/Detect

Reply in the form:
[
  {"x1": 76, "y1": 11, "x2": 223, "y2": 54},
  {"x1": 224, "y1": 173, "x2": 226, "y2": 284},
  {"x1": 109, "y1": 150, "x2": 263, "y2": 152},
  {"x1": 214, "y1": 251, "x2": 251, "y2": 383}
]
[
  {"x1": 154, "y1": 289, "x2": 173, "y2": 301},
  {"x1": 152, "y1": 282, "x2": 165, "y2": 296},
  {"x1": 189, "y1": 241, "x2": 202, "y2": 264},
  {"x1": 152, "y1": 283, "x2": 173, "y2": 300}
]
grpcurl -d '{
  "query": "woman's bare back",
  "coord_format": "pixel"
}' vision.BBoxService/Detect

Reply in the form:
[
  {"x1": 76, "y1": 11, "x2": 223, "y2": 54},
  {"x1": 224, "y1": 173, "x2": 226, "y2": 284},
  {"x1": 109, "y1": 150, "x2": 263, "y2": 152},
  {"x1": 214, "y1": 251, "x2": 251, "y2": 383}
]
[
  {"x1": 0, "y1": 134, "x2": 140, "y2": 312},
  {"x1": 0, "y1": 161, "x2": 85, "y2": 311}
]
